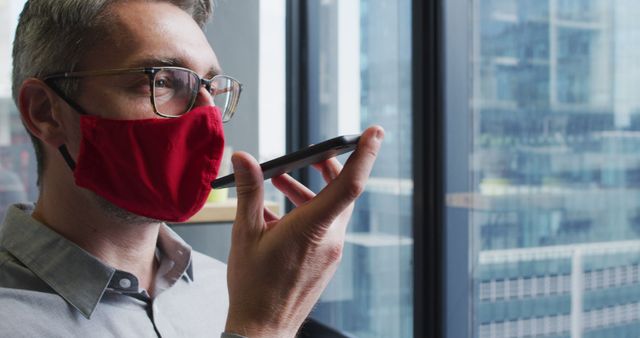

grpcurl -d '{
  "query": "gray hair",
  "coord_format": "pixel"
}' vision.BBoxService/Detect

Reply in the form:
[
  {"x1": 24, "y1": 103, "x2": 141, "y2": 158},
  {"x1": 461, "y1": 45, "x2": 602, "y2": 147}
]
[{"x1": 11, "y1": 0, "x2": 213, "y2": 185}]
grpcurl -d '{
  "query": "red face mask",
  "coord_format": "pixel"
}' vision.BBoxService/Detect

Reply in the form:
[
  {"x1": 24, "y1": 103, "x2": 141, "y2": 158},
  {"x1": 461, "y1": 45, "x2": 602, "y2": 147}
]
[{"x1": 59, "y1": 106, "x2": 225, "y2": 222}]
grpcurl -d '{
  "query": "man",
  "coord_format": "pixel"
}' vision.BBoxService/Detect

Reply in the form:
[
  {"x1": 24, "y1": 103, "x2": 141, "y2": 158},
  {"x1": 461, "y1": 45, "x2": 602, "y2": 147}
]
[{"x1": 1, "y1": 0, "x2": 383, "y2": 337}]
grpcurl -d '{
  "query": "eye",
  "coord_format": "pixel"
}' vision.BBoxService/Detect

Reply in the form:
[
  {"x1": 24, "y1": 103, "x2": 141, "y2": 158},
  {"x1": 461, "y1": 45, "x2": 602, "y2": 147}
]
[{"x1": 155, "y1": 78, "x2": 171, "y2": 88}]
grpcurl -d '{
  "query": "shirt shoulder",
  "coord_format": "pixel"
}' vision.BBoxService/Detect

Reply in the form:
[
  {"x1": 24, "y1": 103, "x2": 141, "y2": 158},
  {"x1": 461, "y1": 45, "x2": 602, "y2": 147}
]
[
  {"x1": 0, "y1": 287, "x2": 84, "y2": 337},
  {"x1": 0, "y1": 249, "x2": 83, "y2": 336},
  {"x1": 191, "y1": 250, "x2": 226, "y2": 270},
  {"x1": 190, "y1": 250, "x2": 227, "y2": 283},
  {"x1": 156, "y1": 251, "x2": 229, "y2": 334}
]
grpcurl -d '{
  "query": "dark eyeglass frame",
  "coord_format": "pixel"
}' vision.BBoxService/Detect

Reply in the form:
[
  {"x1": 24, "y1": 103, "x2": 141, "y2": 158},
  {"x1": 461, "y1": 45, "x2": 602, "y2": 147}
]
[{"x1": 42, "y1": 66, "x2": 243, "y2": 121}]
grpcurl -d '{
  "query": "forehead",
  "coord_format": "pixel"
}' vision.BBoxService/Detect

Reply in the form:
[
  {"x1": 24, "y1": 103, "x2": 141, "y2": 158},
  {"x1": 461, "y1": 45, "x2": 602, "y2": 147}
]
[{"x1": 80, "y1": 1, "x2": 221, "y2": 75}]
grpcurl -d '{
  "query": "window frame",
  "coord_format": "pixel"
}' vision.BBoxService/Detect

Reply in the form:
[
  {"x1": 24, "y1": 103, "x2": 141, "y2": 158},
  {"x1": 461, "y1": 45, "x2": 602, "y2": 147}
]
[{"x1": 413, "y1": 0, "x2": 445, "y2": 337}]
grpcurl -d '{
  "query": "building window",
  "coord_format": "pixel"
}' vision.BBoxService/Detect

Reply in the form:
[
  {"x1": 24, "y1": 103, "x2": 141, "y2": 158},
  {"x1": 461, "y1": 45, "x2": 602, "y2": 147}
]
[
  {"x1": 445, "y1": 0, "x2": 640, "y2": 336},
  {"x1": 302, "y1": 0, "x2": 413, "y2": 336}
]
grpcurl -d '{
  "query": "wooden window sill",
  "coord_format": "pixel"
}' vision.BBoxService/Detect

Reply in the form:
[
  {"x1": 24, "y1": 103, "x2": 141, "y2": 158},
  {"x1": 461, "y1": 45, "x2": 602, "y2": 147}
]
[{"x1": 175, "y1": 199, "x2": 281, "y2": 224}]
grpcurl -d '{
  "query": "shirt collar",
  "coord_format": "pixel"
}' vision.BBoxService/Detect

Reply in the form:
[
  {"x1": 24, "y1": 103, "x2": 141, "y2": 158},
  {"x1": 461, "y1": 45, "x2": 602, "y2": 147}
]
[
  {"x1": 157, "y1": 224, "x2": 194, "y2": 283},
  {"x1": 0, "y1": 203, "x2": 194, "y2": 319}
]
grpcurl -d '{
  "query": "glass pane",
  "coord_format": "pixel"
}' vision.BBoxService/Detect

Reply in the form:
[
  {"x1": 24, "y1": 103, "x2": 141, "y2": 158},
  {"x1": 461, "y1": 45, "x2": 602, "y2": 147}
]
[
  {"x1": 257, "y1": 0, "x2": 287, "y2": 214},
  {"x1": 448, "y1": 0, "x2": 640, "y2": 337},
  {"x1": 0, "y1": 0, "x2": 34, "y2": 222},
  {"x1": 306, "y1": 0, "x2": 412, "y2": 337}
]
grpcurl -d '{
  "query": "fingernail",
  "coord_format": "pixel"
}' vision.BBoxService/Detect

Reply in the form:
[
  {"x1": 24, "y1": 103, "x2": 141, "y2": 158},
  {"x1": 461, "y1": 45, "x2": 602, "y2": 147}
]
[{"x1": 375, "y1": 128, "x2": 385, "y2": 141}]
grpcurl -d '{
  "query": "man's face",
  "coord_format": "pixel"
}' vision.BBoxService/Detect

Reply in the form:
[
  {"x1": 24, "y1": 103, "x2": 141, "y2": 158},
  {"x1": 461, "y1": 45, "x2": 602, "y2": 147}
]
[
  {"x1": 56, "y1": 1, "x2": 222, "y2": 220},
  {"x1": 61, "y1": 0, "x2": 221, "y2": 158}
]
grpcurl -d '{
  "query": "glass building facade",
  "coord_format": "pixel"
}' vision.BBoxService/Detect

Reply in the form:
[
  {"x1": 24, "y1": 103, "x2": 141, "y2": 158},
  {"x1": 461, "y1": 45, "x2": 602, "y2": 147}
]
[
  {"x1": 305, "y1": 0, "x2": 413, "y2": 337},
  {"x1": 449, "y1": 0, "x2": 640, "y2": 337}
]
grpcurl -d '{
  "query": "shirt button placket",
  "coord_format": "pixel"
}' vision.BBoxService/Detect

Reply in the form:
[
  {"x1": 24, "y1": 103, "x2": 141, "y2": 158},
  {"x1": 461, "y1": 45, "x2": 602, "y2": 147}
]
[
  {"x1": 150, "y1": 299, "x2": 178, "y2": 338},
  {"x1": 148, "y1": 301, "x2": 163, "y2": 337}
]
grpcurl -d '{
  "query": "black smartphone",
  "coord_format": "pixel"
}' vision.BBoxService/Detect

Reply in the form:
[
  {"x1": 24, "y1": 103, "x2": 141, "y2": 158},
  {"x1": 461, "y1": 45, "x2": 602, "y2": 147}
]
[{"x1": 211, "y1": 134, "x2": 361, "y2": 189}]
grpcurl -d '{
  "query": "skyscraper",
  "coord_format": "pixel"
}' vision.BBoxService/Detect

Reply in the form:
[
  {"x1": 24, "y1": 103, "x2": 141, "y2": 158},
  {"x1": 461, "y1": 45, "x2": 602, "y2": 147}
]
[{"x1": 458, "y1": 0, "x2": 640, "y2": 337}]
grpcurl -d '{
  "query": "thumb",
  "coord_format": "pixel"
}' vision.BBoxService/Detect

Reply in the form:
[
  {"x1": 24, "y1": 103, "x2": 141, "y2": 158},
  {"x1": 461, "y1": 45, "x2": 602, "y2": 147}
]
[{"x1": 232, "y1": 152, "x2": 265, "y2": 234}]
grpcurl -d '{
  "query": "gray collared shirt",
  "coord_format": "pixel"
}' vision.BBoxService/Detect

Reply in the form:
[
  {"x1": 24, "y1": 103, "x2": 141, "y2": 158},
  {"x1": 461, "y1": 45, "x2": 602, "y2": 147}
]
[{"x1": 0, "y1": 204, "x2": 229, "y2": 337}]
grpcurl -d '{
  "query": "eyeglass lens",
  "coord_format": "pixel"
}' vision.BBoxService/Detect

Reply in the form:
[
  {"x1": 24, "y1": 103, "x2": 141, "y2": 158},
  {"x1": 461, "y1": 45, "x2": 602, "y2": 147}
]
[
  {"x1": 211, "y1": 76, "x2": 240, "y2": 122},
  {"x1": 153, "y1": 68, "x2": 239, "y2": 120}
]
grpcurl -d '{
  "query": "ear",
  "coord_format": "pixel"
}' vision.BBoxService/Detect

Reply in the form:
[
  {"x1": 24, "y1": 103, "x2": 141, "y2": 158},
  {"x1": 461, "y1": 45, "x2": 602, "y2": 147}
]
[{"x1": 18, "y1": 78, "x2": 68, "y2": 147}]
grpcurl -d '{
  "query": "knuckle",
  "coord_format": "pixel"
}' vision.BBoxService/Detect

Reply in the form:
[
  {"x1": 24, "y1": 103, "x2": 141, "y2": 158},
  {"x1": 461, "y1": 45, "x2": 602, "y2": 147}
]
[
  {"x1": 235, "y1": 182, "x2": 261, "y2": 197},
  {"x1": 357, "y1": 141, "x2": 379, "y2": 159},
  {"x1": 325, "y1": 242, "x2": 344, "y2": 264},
  {"x1": 364, "y1": 147, "x2": 379, "y2": 159},
  {"x1": 344, "y1": 180, "x2": 365, "y2": 200}
]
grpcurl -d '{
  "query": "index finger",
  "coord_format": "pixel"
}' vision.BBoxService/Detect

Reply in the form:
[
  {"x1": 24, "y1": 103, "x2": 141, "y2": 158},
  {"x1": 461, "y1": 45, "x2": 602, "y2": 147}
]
[{"x1": 293, "y1": 126, "x2": 384, "y2": 233}]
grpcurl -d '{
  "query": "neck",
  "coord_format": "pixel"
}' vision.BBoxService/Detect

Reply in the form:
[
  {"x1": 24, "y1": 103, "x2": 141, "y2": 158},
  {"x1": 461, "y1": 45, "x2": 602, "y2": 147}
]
[{"x1": 32, "y1": 175, "x2": 162, "y2": 295}]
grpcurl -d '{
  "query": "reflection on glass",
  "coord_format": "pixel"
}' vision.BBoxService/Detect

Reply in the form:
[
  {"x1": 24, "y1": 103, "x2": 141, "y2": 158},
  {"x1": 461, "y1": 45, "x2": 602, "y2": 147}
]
[
  {"x1": 456, "y1": 0, "x2": 640, "y2": 337},
  {"x1": 306, "y1": 0, "x2": 412, "y2": 337}
]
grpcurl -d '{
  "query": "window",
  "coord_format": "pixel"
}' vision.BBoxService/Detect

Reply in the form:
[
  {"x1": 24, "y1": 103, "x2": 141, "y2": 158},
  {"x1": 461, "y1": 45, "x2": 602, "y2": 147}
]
[
  {"x1": 295, "y1": 0, "x2": 413, "y2": 336},
  {"x1": 0, "y1": 0, "x2": 32, "y2": 221},
  {"x1": 446, "y1": 0, "x2": 640, "y2": 336}
]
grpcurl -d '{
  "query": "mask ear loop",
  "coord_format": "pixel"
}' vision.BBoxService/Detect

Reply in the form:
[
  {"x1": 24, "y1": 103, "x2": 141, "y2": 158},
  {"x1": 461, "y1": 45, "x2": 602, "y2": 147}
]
[
  {"x1": 58, "y1": 145, "x2": 76, "y2": 170},
  {"x1": 44, "y1": 80, "x2": 88, "y2": 172}
]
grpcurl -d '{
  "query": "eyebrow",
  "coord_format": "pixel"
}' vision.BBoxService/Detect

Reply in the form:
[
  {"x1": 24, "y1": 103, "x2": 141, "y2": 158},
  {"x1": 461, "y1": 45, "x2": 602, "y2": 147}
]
[{"x1": 125, "y1": 56, "x2": 223, "y2": 78}]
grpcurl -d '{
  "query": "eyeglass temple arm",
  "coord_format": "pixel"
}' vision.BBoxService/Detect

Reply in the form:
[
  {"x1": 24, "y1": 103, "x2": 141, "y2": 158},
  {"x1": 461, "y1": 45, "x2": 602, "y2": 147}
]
[{"x1": 43, "y1": 80, "x2": 90, "y2": 115}]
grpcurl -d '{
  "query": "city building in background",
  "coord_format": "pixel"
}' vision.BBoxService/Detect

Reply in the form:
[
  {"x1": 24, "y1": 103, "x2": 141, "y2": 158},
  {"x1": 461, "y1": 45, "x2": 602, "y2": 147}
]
[
  {"x1": 305, "y1": 0, "x2": 413, "y2": 337},
  {"x1": 446, "y1": 0, "x2": 640, "y2": 337},
  {"x1": 0, "y1": 0, "x2": 34, "y2": 221}
]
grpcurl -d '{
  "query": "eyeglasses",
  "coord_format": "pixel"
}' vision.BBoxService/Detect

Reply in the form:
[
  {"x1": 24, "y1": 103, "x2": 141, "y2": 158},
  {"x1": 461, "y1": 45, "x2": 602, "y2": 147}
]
[{"x1": 43, "y1": 67, "x2": 243, "y2": 121}]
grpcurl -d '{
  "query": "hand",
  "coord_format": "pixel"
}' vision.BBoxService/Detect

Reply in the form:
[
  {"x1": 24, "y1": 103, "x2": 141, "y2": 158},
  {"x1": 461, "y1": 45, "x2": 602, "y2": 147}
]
[{"x1": 224, "y1": 126, "x2": 384, "y2": 338}]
